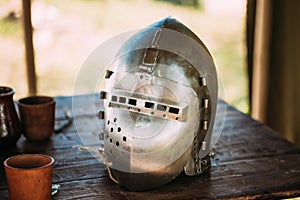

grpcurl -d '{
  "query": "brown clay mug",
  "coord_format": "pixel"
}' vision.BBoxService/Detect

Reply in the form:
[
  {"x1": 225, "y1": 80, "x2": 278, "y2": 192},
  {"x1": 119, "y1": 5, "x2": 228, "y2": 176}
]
[
  {"x1": 4, "y1": 154, "x2": 54, "y2": 200},
  {"x1": 18, "y1": 96, "x2": 55, "y2": 142}
]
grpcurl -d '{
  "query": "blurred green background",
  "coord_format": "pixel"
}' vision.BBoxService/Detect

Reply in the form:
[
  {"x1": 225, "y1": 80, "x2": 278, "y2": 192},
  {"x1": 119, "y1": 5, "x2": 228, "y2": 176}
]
[{"x1": 0, "y1": 0, "x2": 248, "y2": 113}]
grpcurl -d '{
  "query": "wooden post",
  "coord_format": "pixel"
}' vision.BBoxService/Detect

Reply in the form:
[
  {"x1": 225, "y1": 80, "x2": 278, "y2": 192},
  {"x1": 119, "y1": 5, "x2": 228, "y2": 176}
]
[
  {"x1": 251, "y1": 0, "x2": 272, "y2": 122},
  {"x1": 22, "y1": 0, "x2": 37, "y2": 95}
]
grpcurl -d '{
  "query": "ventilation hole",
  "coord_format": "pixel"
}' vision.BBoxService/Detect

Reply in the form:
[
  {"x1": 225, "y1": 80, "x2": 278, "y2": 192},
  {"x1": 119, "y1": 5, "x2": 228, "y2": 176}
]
[
  {"x1": 117, "y1": 127, "x2": 121, "y2": 132},
  {"x1": 116, "y1": 141, "x2": 119, "y2": 146},
  {"x1": 145, "y1": 101, "x2": 155, "y2": 109},
  {"x1": 163, "y1": 114, "x2": 166, "y2": 117},
  {"x1": 109, "y1": 139, "x2": 112, "y2": 143},
  {"x1": 111, "y1": 95, "x2": 117, "y2": 102},
  {"x1": 169, "y1": 107, "x2": 179, "y2": 114},
  {"x1": 110, "y1": 128, "x2": 113, "y2": 132},
  {"x1": 175, "y1": 117, "x2": 179, "y2": 120},
  {"x1": 107, "y1": 120, "x2": 110, "y2": 125},
  {"x1": 113, "y1": 118, "x2": 117, "y2": 123},
  {"x1": 119, "y1": 96, "x2": 126, "y2": 103},
  {"x1": 128, "y1": 98, "x2": 137, "y2": 106},
  {"x1": 138, "y1": 109, "x2": 141, "y2": 112},
  {"x1": 151, "y1": 111, "x2": 154, "y2": 115},
  {"x1": 157, "y1": 104, "x2": 167, "y2": 111},
  {"x1": 123, "y1": 136, "x2": 127, "y2": 142}
]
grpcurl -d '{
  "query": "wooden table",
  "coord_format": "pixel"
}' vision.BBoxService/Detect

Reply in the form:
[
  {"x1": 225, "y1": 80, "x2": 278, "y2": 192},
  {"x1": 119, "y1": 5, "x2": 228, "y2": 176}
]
[{"x1": 1, "y1": 94, "x2": 300, "y2": 199}]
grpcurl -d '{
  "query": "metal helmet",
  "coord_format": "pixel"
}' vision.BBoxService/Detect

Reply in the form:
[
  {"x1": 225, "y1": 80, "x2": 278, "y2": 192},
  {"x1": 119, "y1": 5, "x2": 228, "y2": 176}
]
[{"x1": 98, "y1": 17, "x2": 218, "y2": 191}]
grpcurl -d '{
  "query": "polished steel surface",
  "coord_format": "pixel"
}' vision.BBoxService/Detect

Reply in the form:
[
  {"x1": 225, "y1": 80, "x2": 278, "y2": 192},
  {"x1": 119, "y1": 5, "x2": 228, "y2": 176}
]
[{"x1": 99, "y1": 17, "x2": 218, "y2": 191}]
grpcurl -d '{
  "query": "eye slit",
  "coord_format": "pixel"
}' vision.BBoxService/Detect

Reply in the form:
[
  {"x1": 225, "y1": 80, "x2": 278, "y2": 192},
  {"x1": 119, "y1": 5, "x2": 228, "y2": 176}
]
[
  {"x1": 119, "y1": 96, "x2": 126, "y2": 103},
  {"x1": 128, "y1": 98, "x2": 137, "y2": 106},
  {"x1": 111, "y1": 95, "x2": 117, "y2": 102},
  {"x1": 145, "y1": 101, "x2": 155, "y2": 109},
  {"x1": 157, "y1": 104, "x2": 167, "y2": 111},
  {"x1": 169, "y1": 107, "x2": 179, "y2": 114}
]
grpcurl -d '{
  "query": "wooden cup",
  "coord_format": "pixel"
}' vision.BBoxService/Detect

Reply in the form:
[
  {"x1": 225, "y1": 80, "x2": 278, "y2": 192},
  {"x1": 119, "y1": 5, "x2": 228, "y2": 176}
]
[
  {"x1": 18, "y1": 96, "x2": 55, "y2": 142},
  {"x1": 4, "y1": 154, "x2": 54, "y2": 200}
]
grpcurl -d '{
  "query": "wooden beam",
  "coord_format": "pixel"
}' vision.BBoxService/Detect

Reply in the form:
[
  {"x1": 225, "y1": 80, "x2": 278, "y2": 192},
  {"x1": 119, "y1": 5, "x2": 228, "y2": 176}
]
[
  {"x1": 22, "y1": 0, "x2": 37, "y2": 95},
  {"x1": 251, "y1": 0, "x2": 272, "y2": 122}
]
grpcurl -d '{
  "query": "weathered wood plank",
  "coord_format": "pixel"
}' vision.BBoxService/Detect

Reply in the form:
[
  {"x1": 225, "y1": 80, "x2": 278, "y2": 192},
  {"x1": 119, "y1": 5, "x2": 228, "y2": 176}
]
[
  {"x1": 1, "y1": 153, "x2": 298, "y2": 199},
  {"x1": 0, "y1": 96, "x2": 299, "y2": 199}
]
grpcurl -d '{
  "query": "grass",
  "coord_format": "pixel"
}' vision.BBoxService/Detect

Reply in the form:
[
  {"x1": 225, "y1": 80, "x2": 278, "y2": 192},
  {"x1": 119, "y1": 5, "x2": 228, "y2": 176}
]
[{"x1": 0, "y1": 18, "x2": 21, "y2": 37}]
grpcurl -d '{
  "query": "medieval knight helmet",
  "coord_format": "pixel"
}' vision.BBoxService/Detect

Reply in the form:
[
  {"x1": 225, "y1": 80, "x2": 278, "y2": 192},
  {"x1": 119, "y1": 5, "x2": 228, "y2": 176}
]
[{"x1": 98, "y1": 17, "x2": 218, "y2": 191}]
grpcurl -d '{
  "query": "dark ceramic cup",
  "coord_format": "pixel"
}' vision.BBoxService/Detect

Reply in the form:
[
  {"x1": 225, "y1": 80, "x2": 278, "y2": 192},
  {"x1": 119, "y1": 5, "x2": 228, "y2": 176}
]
[
  {"x1": 18, "y1": 96, "x2": 55, "y2": 142},
  {"x1": 4, "y1": 154, "x2": 54, "y2": 200},
  {"x1": 0, "y1": 86, "x2": 22, "y2": 148}
]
